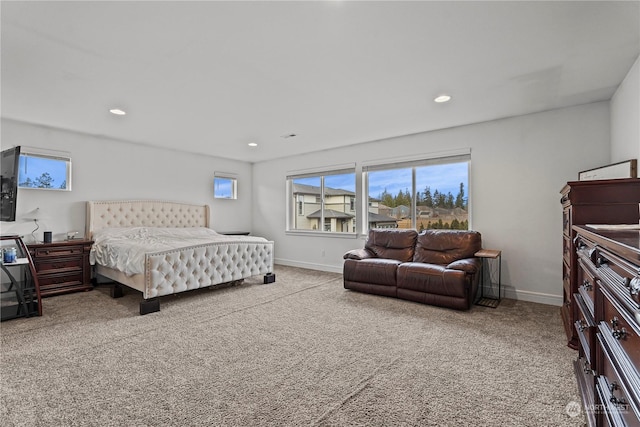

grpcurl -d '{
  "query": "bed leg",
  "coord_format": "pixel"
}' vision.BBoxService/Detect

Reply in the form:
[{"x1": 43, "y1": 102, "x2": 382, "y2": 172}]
[
  {"x1": 140, "y1": 298, "x2": 160, "y2": 315},
  {"x1": 263, "y1": 273, "x2": 276, "y2": 284},
  {"x1": 111, "y1": 284, "x2": 124, "y2": 298}
]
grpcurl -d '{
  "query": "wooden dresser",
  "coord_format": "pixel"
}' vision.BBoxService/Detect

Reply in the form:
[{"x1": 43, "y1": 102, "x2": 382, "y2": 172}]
[
  {"x1": 27, "y1": 239, "x2": 93, "y2": 297},
  {"x1": 560, "y1": 178, "x2": 640, "y2": 349},
  {"x1": 572, "y1": 225, "x2": 639, "y2": 426}
]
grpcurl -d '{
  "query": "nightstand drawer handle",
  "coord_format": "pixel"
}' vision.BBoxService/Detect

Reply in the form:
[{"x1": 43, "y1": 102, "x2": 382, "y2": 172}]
[{"x1": 577, "y1": 320, "x2": 587, "y2": 332}]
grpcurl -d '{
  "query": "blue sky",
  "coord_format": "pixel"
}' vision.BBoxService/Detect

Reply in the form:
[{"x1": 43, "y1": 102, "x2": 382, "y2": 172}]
[
  {"x1": 18, "y1": 155, "x2": 68, "y2": 188},
  {"x1": 214, "y1": 177, "x2": 234, "y2": 198},
  {"x1": 294, "y1": 162, "x2": 468, "y2": 199}
]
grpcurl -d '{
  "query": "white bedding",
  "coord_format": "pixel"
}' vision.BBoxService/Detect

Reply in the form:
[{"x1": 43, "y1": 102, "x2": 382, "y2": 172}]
[{"x1": 90, "y1": 227, "x2": 269, "y2": 276}]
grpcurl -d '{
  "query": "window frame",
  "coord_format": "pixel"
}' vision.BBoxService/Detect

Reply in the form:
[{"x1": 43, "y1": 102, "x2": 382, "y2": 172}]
[
  {"x1": 363, "y1": 150, "x2": 471, "y2": 233},
  {"x1": 18, "y1": 147, "x2": 72, "y2": 191},
  {"x1": 284, "y1": 150, "x2": 471, "y2": 238},
  {"x1": 213, "y1": 173, "x2": 238, "y2": 200},
  {"x1": 286, "y1": 164, "x2": 356, "y2": 237}
]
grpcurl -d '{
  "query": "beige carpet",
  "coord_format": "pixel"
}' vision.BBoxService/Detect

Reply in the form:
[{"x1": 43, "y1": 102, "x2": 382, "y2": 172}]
[{"x1": 1, "y1": 265, "x2": 584, "y2": 426}]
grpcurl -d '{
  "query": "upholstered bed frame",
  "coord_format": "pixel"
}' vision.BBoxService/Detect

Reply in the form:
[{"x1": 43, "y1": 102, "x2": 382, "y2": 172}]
[{"x1": 86, "y1": 200, "x2": 275, "y2": 314}]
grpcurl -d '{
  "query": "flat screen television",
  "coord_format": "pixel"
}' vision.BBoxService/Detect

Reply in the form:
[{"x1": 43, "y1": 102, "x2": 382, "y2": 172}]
[{"x1": 1, "y1": 146, "x2": 21, "y2": 222}]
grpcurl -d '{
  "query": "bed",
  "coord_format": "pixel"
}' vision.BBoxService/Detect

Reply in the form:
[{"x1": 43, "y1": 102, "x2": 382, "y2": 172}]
[{"x1": 86, "y1": 200, "x2": 275, "y2": 314}]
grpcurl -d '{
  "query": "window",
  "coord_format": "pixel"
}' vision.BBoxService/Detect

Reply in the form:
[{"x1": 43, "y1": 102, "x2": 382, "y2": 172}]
[
  {"x1": 287, "y1": 167, "x2": 355, "y2": 233},
  {"x1": 214, "y1": 173, "x2": 237, "y2": 199},
  {"x1": 18, "y1": 148, "x2": 72, "y2": 191},
  {"x1": 364, "y1": 151, "x2": 470, "y2": 232}
]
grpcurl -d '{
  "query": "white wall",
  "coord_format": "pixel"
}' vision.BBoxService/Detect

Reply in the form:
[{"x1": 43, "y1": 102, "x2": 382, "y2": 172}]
[
  {"x1": 1, "y1": 119, "x2": 253, "y2": 241},
  {"x1": 252, "y1": 102, "x2": 610, "y2": 306},
  {"x1": 611, "y1": 55, "x2": 640, "y2": 162}
]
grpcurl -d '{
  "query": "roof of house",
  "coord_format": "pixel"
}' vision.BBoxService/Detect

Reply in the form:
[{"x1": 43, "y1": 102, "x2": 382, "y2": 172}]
[
  {"x1": 368, "y1": 212, "x2": 398, "y2": 223},
  {"x1": 307, "y1": 209, "x2": 355, "y2": 219},
  {"x1": 293, "y1": 183, "x2": 355, "y2": 197}
]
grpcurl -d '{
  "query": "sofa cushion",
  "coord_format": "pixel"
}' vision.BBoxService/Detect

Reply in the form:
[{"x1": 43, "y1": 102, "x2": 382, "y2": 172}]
[
  {"x1": 344, "y1": 258, "x2": 401, "y2": 287},
  {"x1": 397, "y1": 262, "x2": 467, "y2": 298},
  {"x1": 413, "y1": 230, "x2": 481, "y2": 265},
  {"x1": 364, "y1": 229, "x2": 418, "y2": 262}
]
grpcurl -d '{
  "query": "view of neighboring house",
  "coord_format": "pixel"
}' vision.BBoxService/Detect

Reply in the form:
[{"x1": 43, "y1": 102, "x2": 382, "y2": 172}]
[{"x1": 293, "y1": 183, "x2": 398, "y2": 232}]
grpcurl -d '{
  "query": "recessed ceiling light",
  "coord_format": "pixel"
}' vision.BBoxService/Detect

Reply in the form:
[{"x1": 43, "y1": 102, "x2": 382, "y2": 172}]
[
  {"x1": 109, "y1": 108, "x2": 126, "y2": 115},
  {"x1": 433, "y1": 95, "x2": 451, "y2": 103},
  {"x1": 248, "y1": 142, "x2": 258, "y2": 147}
]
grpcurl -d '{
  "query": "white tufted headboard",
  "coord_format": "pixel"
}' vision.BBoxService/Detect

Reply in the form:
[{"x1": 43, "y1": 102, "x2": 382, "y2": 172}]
[{"x1": 86, "y1": 200, "x2": 210, "y2": 239}]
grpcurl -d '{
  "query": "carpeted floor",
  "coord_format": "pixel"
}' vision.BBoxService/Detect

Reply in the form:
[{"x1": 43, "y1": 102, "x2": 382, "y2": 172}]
[{"x1": 1, "y1": 265, "x2": 584, "y2": 426}]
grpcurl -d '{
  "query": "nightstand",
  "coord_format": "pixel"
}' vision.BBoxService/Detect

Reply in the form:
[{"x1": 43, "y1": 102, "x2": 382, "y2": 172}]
[{"x1": 27, "y1": 239, "x2": 93, "y2": 297}]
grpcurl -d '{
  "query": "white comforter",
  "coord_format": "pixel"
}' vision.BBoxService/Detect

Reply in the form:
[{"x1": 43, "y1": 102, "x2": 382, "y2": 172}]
[{"x1": 90, "y1": 227, "x2": 269, "y2": 276}]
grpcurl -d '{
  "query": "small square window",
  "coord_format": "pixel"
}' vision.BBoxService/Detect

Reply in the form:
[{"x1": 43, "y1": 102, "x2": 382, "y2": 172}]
[{"x1": 214, "y1": 175, "x2": 237, "y2": 199}]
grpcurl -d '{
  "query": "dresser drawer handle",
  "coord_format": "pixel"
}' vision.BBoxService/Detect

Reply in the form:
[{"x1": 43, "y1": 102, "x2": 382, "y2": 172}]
[
  {"x1": 610, "y1": 317, "x2": 619, "y2": 328},
  {"x1": 582, "y1": 280, "x2": 592, "y2": 291},
  {"x1": 612, "y1": 327, "x2": 627, "y2": 340},
  {"x1": 610, "y1": 395, "x2": 628, "y2": 408},
  {"x1": 577, "y1": 320, "x2": 587, "y2": 332}
]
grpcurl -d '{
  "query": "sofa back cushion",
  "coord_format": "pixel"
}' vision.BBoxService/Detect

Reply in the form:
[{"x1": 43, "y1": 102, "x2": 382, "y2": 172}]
[
  {"x1": 365, "y1": 229, "x2": 418, "y2": 262},
  {"x1": 413, "y1": 230, "x2": 482, "y2": 265}
]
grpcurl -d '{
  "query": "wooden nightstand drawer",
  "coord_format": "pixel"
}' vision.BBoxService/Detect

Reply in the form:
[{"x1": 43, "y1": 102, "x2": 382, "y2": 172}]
[
  {"x1": 34, "y1": 258, "x2": 83, "y2": 275},
  {"x1": 34, "y1": 245, "x2": 84, "y2": 258},
  {"x1": 39, "y1": 272, "x2": 83, "y2": 290}
]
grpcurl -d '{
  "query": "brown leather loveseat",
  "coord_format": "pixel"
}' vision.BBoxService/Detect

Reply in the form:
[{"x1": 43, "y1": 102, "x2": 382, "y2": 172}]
[{"x1": 343, "y1": 228, "x2": 482, "y2": 310}]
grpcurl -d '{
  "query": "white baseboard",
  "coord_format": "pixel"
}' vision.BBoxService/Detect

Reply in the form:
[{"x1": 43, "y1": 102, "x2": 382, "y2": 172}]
[
  {"x1": 275, "y1": 258, "x2": 343, "y2": 274},
  {"x1": 275, "y1": 260, "x2": 564, "y2": 307},
  {"x1": 486, "y1": 284, "x2": 563, "y2": 306}
]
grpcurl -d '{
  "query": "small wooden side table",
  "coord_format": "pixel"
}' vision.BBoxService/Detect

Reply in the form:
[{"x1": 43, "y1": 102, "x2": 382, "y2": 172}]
[{"x1": 474, "y1": 249, "x2": 502, "y2": 308}]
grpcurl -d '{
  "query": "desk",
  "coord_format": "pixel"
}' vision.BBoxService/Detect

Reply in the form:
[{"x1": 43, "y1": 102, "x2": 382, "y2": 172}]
[
  {"x1": 1, "y1": 235, "x2": 42, "y2": 320},
  {"x1": 475, "y1": 249, "x2": 502, "y2": 308}
]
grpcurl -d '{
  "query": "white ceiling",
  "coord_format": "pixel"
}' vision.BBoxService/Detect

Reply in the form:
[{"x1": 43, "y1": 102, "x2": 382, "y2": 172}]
[{"x1": 2, "y1": 1, "x2": 639, "y2": 163}]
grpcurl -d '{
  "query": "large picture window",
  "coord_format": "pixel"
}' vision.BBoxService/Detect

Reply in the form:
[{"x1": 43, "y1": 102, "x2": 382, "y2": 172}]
[
  {"x1": 18, "y1": 148, "x2": 72, "y2": 191},
  {"x1": 287, "y1": 168, "x2": 356, "y2": 233},
  {"x1": 364, "y1": 152, "x2": 470, "y2": 232}
]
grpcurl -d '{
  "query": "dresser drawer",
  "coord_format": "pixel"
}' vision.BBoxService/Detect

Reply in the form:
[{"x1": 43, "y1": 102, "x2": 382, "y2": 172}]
[
  {"x1": 599, "y1": 285, "x2": 640, "y2": 375},
  {"x1": 34, "y1": 258, "x2": 83, "y2": 275},
  {"x1": 38, "y1": 272, "x2": 84, "y2": 290},
  {"x1": 34, "y1": 245, "x2": 85, "y2": 258},
  {"x1": 575, "y1": 356, "x2": 596, "y2": 408},
  {"x1": 596, "y1": 247, "x2": 640, "y2": 310},
  {"x1": 597, "y1": 329, "x2": 640, "y2": 426},
  {"x1": 578, "y1": 258, "x2": 597, "y2": 317},
  {"x1": 596, "y1": 375, "x2": 635, "y2": 427},
  {"x1": 575, "y1": 293, "x2": 596, "y2": 364}
]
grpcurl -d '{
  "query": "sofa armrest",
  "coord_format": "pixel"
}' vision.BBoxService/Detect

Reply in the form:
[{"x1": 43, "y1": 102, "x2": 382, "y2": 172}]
[
  {"x1": 343, "y1": 248, "x2": 376, "y2": 260},
  {"x1": 446, "y1": 258, "x2": 481, "y2": 274}
]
